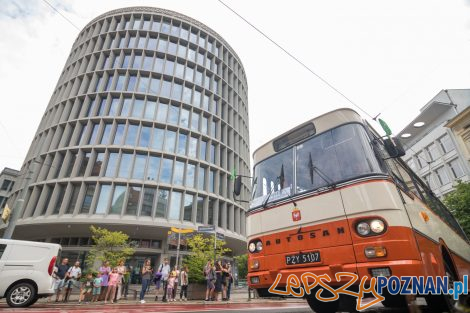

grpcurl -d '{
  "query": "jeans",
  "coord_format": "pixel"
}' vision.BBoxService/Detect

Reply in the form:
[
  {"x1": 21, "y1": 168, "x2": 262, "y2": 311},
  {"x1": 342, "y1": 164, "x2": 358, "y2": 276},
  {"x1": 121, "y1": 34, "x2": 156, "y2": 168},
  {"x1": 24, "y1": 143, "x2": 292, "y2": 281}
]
[
  {"x1": 161, "y1": 280, "x2": 168, "y2": 301},
  {"x1": 180, "y1": 285, "x2": 188, "y2": 299},
  {"x1": 227, "y1": 281, "x2": 232, "y2": 299},
  {"x1": 140, "y1": 279, "x2": 151, "y2": 300}
]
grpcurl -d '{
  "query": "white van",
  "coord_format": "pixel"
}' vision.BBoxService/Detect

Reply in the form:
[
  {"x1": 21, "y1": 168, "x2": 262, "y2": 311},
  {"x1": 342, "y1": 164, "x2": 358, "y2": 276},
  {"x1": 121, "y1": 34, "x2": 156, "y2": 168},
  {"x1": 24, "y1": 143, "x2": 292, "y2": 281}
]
[{"x1": 0, "y1": 239, "x2": 61, "y2": 307}]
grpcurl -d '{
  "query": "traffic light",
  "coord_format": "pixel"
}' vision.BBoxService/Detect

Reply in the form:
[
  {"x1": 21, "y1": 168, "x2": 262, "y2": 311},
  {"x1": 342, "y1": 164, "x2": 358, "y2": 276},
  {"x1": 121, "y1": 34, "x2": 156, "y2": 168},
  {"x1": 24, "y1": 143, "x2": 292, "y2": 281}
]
[{"x1": 1, "y1": 204, "x2": 11, "y2": 223}]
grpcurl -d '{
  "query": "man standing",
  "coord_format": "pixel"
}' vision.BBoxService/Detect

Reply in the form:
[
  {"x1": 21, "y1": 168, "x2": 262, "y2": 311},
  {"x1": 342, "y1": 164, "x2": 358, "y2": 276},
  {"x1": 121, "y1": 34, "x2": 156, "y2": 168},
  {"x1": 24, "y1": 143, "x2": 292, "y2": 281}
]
[
  {"x1": 64, "y1": 261, "x2": 82, "y2": 302},
  {"x1": 54, "y1": 258, "x2": 70, "y2": 302},
  {"x1": 159, "y1": 258, "x2": 171, "y2": 302}
]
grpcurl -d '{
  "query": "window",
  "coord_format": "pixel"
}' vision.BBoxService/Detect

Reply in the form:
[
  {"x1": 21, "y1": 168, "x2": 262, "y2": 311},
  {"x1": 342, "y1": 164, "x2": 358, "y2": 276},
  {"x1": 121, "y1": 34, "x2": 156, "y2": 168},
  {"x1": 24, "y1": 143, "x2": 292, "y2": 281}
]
[
  {"x1": 416, "y1": 150, "x2": 430, "y2": 168},
  {"x1": 121, "y1": 99, "x2": 132, "y2": 116},
  {"x1": 161, "y1": 80, "x2": 171, "y2": 98},
  {"x1": 100, "y1": 123, "x2": 112, "y2": 144},
  {"x1": 145, "y1": 101, "x2": 157, "y2": 120},
  {"x1": 196, "y1": 196, "x2": 204, "y2": 223},
  {"x1": 209, "y1": 170, "x2": 215, "y2": 193},
  {"x1": 183, "y1": 194, "x2": 194, "y2": 221},
  {"x1": 137, "y1": 77, "x2": 149, "y2": 93},
  {"x1": 156, "y1": 189, "x2": 169, "y2": 218},
  {"x1": 132, "y1": 99, "x2": 145, "y2": 118},
  {"x1": 125, "y1": 186, "x2": 141, "y2": 216},
  {"x1": 88, "y1": 124, "x2": 99, "y2": 145},
  {"x1": 151, "y1": 128, "x2": 164, "y2": 150},
  {"x1": 113, "y1": 124, "x2": 125, "y2": 145},
  {"x1": 427, "y1": 143, "x2": 440, "y2": 161},
  {"x1": 164, "y1": 130, "x2": 176, "y2": 153},
  {"x1": 91, "y1": 153, "x2": 104, "y2": 176},
  {"x1": 78, "y1": 152, "x2": 91, "y2": 176},
  {"x1": 105, "y1": 153, "x2": 118, "y2": 177},
  {"x1": 169, "y1": 191, "x2": 182, "y2": 220},
  {"x1": 125, "y1": 124, "x2": 139, "y2": 146},
  {"x1": 449, "y1": 158, "x2": 464, "y2": 178},
  {"x1": 199, "y1": 140, "x2": 207, "y2": 160},
  {"x1": 168, "y1": 105, "x2": 180, "y2": 125},
  {"x1": 435, "y1": 167, "x2": 450, "y2": 186},
  {"x1": 126, "y1": 75, "x2": 137, "y2": 91},
  {"x1": 173, "y1": 161, "x2": 185, "y2": 185},
  {"x1": 1, "y1": 180, "x2": 12, "y2": 191},
  {"x1": 160, "y1": 158, "x2": 173, "y2": 183},
  {"x1": 95, "y1": 185, "x2": 111, "y2": 214},
  {"x1": 198, "y1": 167, "x2": 206, "y2": 190},
  {"x1": 53, "y1": 185, "x2": 65, "y2": 214},
  {"x1": 147, "y1": 156, "x2": 161, "y2": 181},
  {"x1": 132, "y1": 154, "x2": 147, "y2": 180},
  {"x1": 186, "y1": 163, "x2": 196, "y2": 188},
  {"x1": 180, "y1": 108, "x2": 190, "y2": 128},
  {"x1": 80, "y1": 184, "x2": 96, "y2": 214},
  {"x1": 66, "y1": 185, "x2": 80, "y2": 214},
  {"x1": 191, "y1": 112, "x2": 199, "y2": 131},
  {"x1": 188, "y1": 136, "x2": 198, "y2": 158},
  {"x1": 141, "y1": 187, "x2": 156, "y2": 216},
  {"x1": 208, "y1": 199, "x2": 215, "y2": 225},
  {"x1": 139, "y1": 126, "x2": 151, "y2": 147},
  {"x1": 439, "y1": 135, "x2": 454, "y2": 153},
  {"x1": 118, "y1": 153, "x2": 133, "y2": 178},
  {"x1": 110, "y1": 185, "x2": 126, "y2": 214},
  {"x1": 424, "y1": 174, "x2": 436, "y2": 190},
  {"x1": 164, "y1": 60, "x2": 174, "y2": 76},
  {"x1": 177, "y1": 133, "x2": 187, "y2": 155}
]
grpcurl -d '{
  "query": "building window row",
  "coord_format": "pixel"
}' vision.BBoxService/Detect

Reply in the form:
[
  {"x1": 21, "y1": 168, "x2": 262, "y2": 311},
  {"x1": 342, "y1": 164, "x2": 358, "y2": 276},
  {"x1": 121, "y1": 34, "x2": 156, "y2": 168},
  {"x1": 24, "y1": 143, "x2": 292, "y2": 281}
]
[{"x1": 421, "y1": 158, "x2": 465, "y2": 190}]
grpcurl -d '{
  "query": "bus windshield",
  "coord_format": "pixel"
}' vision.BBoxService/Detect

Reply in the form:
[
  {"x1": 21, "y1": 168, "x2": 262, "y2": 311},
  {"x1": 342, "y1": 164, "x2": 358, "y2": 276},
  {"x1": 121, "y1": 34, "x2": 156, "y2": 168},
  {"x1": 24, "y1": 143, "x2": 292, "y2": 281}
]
[{"x1": 251, "y1": 123, "x2": 385, "y2": 209}]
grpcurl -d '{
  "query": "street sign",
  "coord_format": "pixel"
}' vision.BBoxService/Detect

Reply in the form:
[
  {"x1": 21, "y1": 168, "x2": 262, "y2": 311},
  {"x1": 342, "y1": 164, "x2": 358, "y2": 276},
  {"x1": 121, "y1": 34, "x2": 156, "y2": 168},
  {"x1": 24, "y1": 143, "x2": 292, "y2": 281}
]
[
  {"x1": 171, "y1": 227, "x2": 194, "y2": 234},
  {"x1": 198, "y1": 225, "x2": 215, "y2": 233},
  {"x1": 216, "y1": 232, "x2": 225, "y2": 240}
]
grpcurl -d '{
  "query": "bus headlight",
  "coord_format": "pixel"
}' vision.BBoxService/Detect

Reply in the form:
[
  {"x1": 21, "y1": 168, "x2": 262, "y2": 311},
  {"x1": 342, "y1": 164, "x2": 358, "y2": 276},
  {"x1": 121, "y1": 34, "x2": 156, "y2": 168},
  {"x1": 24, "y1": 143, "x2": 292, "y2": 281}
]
[
  {"x1": 248, "y1": 239, "x2": 263, "y2": 253},
  {"x1": 248, "y1": 242, "x2": 257, "y2": 253},
  {"x1": 370, "y1": 219, "x2": 385, "y2": 234},
  {"x1": 256, "y1": 241, "x2": 263, "y2": 252},
  {"x1": 357, "y1": 222, "x2": 371, "y2": 236}
]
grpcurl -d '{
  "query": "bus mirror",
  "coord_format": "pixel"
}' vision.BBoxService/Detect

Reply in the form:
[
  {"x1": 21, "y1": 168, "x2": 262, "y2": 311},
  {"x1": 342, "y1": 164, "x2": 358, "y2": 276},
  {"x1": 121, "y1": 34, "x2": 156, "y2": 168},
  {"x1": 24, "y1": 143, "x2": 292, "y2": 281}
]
[
  {"x1": 234, "y1": 176, "x2": 242, "y2": 196},
  {"x1": 383, "y1": 137, "x2": 406, "y2": 158}
]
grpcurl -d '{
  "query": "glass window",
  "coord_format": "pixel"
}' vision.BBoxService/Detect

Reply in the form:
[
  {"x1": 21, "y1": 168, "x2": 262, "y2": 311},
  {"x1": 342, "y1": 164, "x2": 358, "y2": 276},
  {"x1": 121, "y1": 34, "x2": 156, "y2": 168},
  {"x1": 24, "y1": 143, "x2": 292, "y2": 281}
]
[
  {"x1": 177, "y1": 133, "x2": 187, "y2": 155},
  {"x1": 100, "y1": 124, "x2": 112, "y2": 145},
  {"x1": 151, "y1": 20, "x2": 161, "y2": 32},
  {"x1": 417, "y1": 150, "x2": 430, "y2": 168},
  {"x1": 144, "y1": 100, "x2": 157, "y2": 119},
  {"x1": 105, "y1": 152, "x2": 119, "y2": 177},
  {"x1": 193, "y1": 90, "x2": 201, "y2": 107},
  {"x1": 141, "y1": 187, "x2": 155, "y2": 217},
  {"x1": 137, "y1": 36, "x2": 146, "y2": 49},
  {"x1": 168, "y1": 105, "x2": 179, "y2": 124},
  {"x1": 161, "y1": 80, "x2": 171, "y2": 98},
  {"x1": 125, "y1": 124, "x2": 139, "y2": 146},
  {"x1": 127, "y1": 75, "x2": 137, "y2": 92},
  {"x1": 66, "y1": 185, "x2": 80, "y2": 214},
  {"x1": 143, "y1": 55, "x2": 153, "y2": 70},
  {"x1": 105, "y1": 75, "x2": 114, "y2": 91},
  {"x1": 173, "y1": 161, "x2": 185, "y2": 185},
  {"x1": 133, "y1": 18, "x2": 141, "y2": 30},
  {"x1": 180, "y1": 108, "x2": 190, "y2": 128},
  {"x1": 88, "y1": 124, "x2": 99, "y2": 144},
  {"x1": 78, "y1": 152, "x2": 91, "y2": 176},
  {"x1": 182, "y1": 86, "x2": 192, "y2": 103},
  {"x1": 132, "y1": 55, "x2": 142, "y2": 69},
  {"x1": 177, "y1": 44, "x2": 187, "y2": 58},
  {"x1": 91, "y1": 152, "x2": 104, "y2": 176},
  {"x1": 439, "y1": 135, "x2": 454, "y2": 153},
  {"x1": 137, "y1": 76, "x2": 149, "y2": 93},
  {"x1": 183, "y1": 194, "x2": 193, "y2": 221},
  {"x1": 160, "y1": 158, "x2": 173, "y2": 184},
  {"x1": 172, "y1": 83, "x2": 183, "y2": 100},
  {"x1": 424, "y1": 174, "x2": 437, "y2": 190},
  {"x1": 436, "y1": 167, "x2": 450, "y2": 186},
  {"x1": 80, "y1": 184, "x2": 96, "y2": 214},
  {"x1": 189, "y1": 32, "x2": 197, "y2": 44},
  {"x1": 203, "y1": 95, "x2": 210, "y2": 111},
  {"x1": 427, "y1": 143, "x2": 440, "y2": 161},
  {"x1": 198, "y1": 35, "x2": 206, "y2": 48},
  {"x1": 110, "y1": 185, "x2": 126, "y2": 214},
  {"x1": 197, "y1": 52, "x2": 204, "y2": 66},
  {"x1": 95, "y1": 185, "x2": 111, "y2": 214},
  {"x1": 53, "y1": 185, "x2": 65, "y2": 214},
  {"x1": 121, "y1": 98, "x2": 132, "y2": 116},
  {"x1": 198, "y1": 167, "x2": 206, "y2": 190},
  {"x1": 191, "y1": 112, "x2": 199, "y2": 131},
  {"x1": 94, "y1": 76, "x2": 103, "y2": 92},
  {"x1": 201, "y1": 116, "x2": 208, "y2": 134},
  {"x1": 209, "y1": 170, "x2": 215, "y2": 193},
  {"x1": 113, "y1": 123, "x2": 125, "y2": 145},
  {"x1": 168, "y1": 42, "x2": 177, "y2": 55},
  {"x1": 185, "y1": 66, "x2": 194, "y2": 81},
  {"x1": 154, "y1": 57, "x2": 164, "y2": 72},
  {"x1": 118, "y1": 153, "x2": 133, "y2": 178},
  {"x1": 128, "y1": 35, "x2": 136, "y2": 48},
  {"x1": 132, "y1": 99, "x2": 145, "y2": 117},
  {"x1": 149, "y1": 77, "x2": 161, "y2": 94},
  {"x1": 139, "y1": 125, "x2": 151, "y2": 147},
  {"x1": 156, "y1": 189, "x2": 169, "y2": 218},
  {"x1": 143, "y1": 19, "x2": 151, "y2": 30},
  {"x1": 175, "y1": 63, "x2": 184, "y2": 78},
  {"x1": 210, "y1": 144, "x2": 216, "y2": 163},
  {"x1": 122, "y1": 54, "x2": 131, "y2": 68},
  {"x1": 147, "y1": 156, "x2": 161, "y2": 181},
  {"x1": 186, "y1": 163, "x2": 196, "y2": 188},
  {"x1": 188, "y1": 136, "x2": 198, "y2": 158},
  {"x1": 132, "y1": 154, "x2": 147, "y2": 180},
  {"x1": 169, "y1": 191, "x2": 182, "y2": 220},
  {"x1": 449, "y1": 158, "x2": 464, "y2": 178},
  {"x1": 109, "y1": 98, "x2": 120, "y2": 116},
  {"x1": 161, "y1": 22, "x2": 170, "y2": 34},
  {"x1": 196, "y1": 196, "x2": 203, "y2": 223},
  {"x1": 195, "y1": 70, "x2": 203, "y2": 86},
  {"x1": 125, "y1": 186, "x2": 141, "y2": 215},
  {"x1": 164, "y1": 130, "x2": 176, "y2": 152},
  {"x1": 151, "y1": 128, "x2": 164, "y2": 150},
  {"x1": 164, "y1": 59, "x2": 174, "y2": 76},
  {"x1": 211, "y1": 120, "x2": 216, "y2": 137},
  {"x1": 208, "y1": 199, "x2": 215, "y2": 225},
  {"x1": 180, "y1": 28, "x2": 189, "y2": 40},
  {"x1": 157, "y1": 38, "x2": 168, "y2": 52},
  {"x1": 148, "y1": 37, "x2": 157, "y2": 50}
]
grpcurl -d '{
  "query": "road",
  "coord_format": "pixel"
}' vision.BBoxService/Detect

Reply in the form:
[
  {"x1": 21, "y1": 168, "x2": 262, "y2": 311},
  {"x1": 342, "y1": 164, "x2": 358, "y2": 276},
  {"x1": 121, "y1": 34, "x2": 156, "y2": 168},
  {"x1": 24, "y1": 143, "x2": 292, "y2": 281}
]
[{"x1": 0, "y1": 300, "x2": 431, "y2": 313}]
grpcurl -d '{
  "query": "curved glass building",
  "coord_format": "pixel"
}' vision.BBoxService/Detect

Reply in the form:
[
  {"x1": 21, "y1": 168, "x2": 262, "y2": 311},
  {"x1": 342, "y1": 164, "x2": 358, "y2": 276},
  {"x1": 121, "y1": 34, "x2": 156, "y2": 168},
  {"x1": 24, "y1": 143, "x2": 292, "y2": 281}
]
[{"x1": 6, "y1": 7, "x2": 250, "y2": 267}]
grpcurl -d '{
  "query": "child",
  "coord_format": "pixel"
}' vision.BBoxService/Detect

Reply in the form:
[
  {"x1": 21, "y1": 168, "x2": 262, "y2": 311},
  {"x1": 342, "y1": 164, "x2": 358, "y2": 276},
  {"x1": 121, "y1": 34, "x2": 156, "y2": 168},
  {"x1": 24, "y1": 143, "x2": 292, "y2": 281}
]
[
  {"x1": 166, "y1": 271, "x2": 176, "y2": 302},
  {"x1": 105, "y1": 267, "x2": 119, "y2": 304},
  {"x1": 79, "y1": 273, "x2": 93, "y2": 304},
  {"x1": 92, "y1": 273, "x2": 103, "y2": 302}
]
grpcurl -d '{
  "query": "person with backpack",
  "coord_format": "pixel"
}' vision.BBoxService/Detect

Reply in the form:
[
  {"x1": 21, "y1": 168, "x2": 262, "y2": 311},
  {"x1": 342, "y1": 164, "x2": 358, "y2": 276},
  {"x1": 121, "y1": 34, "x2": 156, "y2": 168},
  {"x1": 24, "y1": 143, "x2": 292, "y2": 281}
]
[
  {"x1": 204, "y1": 261, "x2": 215, "y2": 301},
  {"x1": 158, "y1": 258, "x2": 171, "y2": 302}
]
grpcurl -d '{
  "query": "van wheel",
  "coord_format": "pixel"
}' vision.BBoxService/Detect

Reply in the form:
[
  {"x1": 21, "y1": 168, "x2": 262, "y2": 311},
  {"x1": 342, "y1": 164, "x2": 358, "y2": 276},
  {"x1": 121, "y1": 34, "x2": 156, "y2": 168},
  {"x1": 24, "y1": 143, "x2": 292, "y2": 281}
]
[{"x1": 6, "y1": 282, "x2": 37, "y2": 307}]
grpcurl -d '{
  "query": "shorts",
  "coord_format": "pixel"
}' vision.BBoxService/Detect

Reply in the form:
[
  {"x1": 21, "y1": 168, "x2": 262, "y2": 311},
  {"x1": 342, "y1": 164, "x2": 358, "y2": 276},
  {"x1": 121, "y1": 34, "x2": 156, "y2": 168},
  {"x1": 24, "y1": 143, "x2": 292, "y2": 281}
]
[
  {"x1": 65, "y1": 279, "x2": 80, "y2": 289},
  {"x1": 206, "y1": 279, "x2": 215, "y2": 290},
  {"x1": 54, "y1": 279, "x2": 67, "y2": 290},
  {"x1": 82, "y1": 288, "x2": 92, "y2": 294},
  {"x1": 92, "y1": 287, "x2": 101, "y2": 295}
]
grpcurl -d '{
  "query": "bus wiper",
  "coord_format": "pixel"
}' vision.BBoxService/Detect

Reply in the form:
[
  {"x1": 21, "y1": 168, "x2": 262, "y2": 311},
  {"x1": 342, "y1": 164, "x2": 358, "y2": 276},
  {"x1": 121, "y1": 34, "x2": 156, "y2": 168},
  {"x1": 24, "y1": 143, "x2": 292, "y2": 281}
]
[
  {"x1": 308, "y1": 153, "x2": 336, "y2": 189},
  {"x1": 262, "y1": 176, "x2": 280, "y2": 208}
]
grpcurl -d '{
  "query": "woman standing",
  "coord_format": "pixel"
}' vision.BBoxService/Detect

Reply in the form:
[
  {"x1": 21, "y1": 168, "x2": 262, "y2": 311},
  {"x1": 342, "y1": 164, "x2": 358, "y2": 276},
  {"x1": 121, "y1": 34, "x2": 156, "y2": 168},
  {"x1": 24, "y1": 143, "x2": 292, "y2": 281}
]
[
  {"x1": 116, "y1": 260, "x2": 127, "y2": 301},
  {"x1": 226, "y1": 263, "x2": 233, "y2": 301},
  {"x1": 139, "y1": 259, "x2": 153, "y2": 304},
  {"x1": 98, "y1": 261, "x2": 111, "y2": 301},
  {"x1": 179, "y1": 266, "x2": 189, "y2": 301},
  {"x1": 214, "y1": 261, "x2": 223, "y2": 301}
]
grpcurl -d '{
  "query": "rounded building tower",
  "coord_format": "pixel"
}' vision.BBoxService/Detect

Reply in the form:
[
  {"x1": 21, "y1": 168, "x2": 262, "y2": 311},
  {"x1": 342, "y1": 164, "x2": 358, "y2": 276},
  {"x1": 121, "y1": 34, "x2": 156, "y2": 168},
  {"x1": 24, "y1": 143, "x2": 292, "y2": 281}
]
[{"x1": 6, "y1": 7, "x2": 250, "y2": 265}]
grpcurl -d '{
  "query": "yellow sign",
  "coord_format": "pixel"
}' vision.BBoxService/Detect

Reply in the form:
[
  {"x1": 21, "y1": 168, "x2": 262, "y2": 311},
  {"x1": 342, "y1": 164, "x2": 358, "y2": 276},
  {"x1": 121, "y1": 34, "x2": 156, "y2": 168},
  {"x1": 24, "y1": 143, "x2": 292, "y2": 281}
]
[
  {"x1": 1, "y1": 204, "x2": 11, "y2": 223},
  {"x1": 171, "y1": 227, "x2": 194, "y2": 234}
]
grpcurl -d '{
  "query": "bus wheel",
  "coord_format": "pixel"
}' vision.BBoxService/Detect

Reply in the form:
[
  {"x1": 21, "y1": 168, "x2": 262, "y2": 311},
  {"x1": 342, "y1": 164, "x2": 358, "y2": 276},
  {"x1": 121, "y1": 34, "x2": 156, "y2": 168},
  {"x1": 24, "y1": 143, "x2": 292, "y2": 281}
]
[
  {"x1": 306, "y1": 294, "x2": 339, "y2": 313},
  {"x1": 381, "y1": 293, "x2": 408, "y2": 308},
  {"x1": 425, "y1": 260, "x2": 457, "y2": 313}
]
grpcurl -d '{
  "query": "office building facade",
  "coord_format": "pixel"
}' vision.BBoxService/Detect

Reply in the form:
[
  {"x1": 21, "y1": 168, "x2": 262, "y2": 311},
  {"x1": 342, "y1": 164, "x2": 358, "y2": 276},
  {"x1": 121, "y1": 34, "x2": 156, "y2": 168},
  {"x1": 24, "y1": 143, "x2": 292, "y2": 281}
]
[{"x1": 1, "y1": 7, "x2": 250, "y2": 269}]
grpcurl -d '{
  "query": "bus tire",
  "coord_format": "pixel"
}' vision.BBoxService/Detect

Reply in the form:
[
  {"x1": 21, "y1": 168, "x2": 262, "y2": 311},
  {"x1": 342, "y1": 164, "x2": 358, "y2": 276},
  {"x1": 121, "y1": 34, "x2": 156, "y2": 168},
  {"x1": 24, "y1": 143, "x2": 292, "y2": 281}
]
[
  {"x1": 306, "y1": 293, "x2": 339, "y2": 313},
  {"x1": 381, "y1": 293, "x2": 408, "y2": 308},
  {"x1": 425, "y1": 256, "x2": 457, "y2": 313}
]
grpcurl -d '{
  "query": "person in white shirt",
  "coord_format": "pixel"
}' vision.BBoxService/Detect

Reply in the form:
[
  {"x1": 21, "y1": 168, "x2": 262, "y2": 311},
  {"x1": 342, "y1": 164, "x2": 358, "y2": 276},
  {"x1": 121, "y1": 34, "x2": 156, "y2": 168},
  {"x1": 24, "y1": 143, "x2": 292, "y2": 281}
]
[
  {"x1": 64, "y1": 261, "x2": 82, "y2": 302},
  {"x1": 159, "y1": 258, "x2": 171, "y2": 302}
]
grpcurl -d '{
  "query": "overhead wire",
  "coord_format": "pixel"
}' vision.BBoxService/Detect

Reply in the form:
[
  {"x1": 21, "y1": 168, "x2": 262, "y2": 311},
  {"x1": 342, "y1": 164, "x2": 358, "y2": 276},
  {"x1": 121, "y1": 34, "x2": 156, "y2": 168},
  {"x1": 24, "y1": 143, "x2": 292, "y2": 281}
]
[{"x1": 41, "y1": 0, "x2": 81, "y2": 31}]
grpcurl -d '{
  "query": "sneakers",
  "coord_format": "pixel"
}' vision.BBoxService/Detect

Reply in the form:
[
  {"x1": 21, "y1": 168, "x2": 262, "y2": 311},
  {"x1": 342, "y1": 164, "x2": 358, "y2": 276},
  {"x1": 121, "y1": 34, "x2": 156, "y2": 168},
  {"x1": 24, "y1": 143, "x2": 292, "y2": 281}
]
[
  {"x1": 154, "y1": 296, "x2": 158, "y2": 301},
  {"x1": 140, "y1": 299, "x2": 146, "y2": 304}
]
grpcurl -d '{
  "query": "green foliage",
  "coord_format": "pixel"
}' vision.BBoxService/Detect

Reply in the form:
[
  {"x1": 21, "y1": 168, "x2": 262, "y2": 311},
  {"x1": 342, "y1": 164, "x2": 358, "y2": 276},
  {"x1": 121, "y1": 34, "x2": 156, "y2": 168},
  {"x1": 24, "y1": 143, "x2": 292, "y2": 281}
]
[
  {"x1": 444, "y1": 181, "x2": 470, "y2": 237},
  {"x1": 183, "y1": 233, "x2": 231, "y2": 283},
  {"x1": 234, "y1": 254, "x2": 248, "y2": 279},
  {"x1": 85, "y1": 226, "x2": 135, "y2": 269}
]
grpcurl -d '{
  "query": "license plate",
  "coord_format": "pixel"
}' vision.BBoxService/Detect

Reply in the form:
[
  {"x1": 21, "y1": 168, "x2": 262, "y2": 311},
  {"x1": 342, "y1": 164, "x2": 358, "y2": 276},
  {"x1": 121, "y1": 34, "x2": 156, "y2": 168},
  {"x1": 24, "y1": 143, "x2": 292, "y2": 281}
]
[{"x1": 285, "y1": 251, "x2": 321, "y2": 265}]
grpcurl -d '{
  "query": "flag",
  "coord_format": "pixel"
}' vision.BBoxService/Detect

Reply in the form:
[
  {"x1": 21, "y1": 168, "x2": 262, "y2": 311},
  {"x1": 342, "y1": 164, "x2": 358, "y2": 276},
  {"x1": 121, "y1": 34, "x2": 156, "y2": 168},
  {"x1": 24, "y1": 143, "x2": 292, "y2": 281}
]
[{"x1": 230, "y1": 168, "x2": 237, "y2": 181}]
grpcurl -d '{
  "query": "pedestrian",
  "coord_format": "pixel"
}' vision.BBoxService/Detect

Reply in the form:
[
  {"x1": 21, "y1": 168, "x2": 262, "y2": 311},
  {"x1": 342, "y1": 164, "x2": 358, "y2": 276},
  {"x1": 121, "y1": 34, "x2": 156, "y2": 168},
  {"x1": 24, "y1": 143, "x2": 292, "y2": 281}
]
[
  {"x1": 204, "y1": 261, "x2": 215, "y2": 301},
  {"x1": 92, "y1": 272, "x2": 103, "y2": 302},
  {"x1": 159, "y1": 258, "x2": 171, "y2": 302},
  {"x1": 172, "y1": 265, "x2": 180, "y2": 300},
  {"x1": 116, "y1": 259, "x2": 127, "y2": 301},
  {"x1": 226, "y1": 263, "x2": 233, "y2": 301},
  {"x1": 153, "y1": 266, "x2": 163, "y2": 301},
  {"x1": 166, "y1": 270, "x2": 176, "y2": 302},
  {"x1": 122, "y1": 271, "x2": 130, "y2": 299},
  {"x1": 98, "y1": 261, "x2": 111, "y2": 301},
  {"x1": 221, "y1": 262, "x2": 229, "y2": 301},
  {"x1": 214, "y1": 260, "x2": 223, "y2": 301},
  {"x1": 54, "y1": 258, "x2": 70, "y2": 302},
  {"x1": 105, "y1": 268, "x2": 119, "y2": 304},
  {"x1": 139, "y1": 259, "x2": 153, "y2": 304},
  {"x1": 179, "y1": 266, "x2": 189, "y2": 301},
  {"x1": 64, "y1": 261, "x2": 81, "y2": 302},
  {"x1": 78, "y1": 273, "x2": 93, "y2": 304}
]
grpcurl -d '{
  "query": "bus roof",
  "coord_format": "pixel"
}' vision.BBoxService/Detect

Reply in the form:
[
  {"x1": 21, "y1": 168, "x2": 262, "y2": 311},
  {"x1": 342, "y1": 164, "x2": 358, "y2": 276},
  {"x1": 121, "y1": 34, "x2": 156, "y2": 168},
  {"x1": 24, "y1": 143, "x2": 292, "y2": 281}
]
[{"x1": 253, "y1": 108, "x2": 363, "y2": 164}]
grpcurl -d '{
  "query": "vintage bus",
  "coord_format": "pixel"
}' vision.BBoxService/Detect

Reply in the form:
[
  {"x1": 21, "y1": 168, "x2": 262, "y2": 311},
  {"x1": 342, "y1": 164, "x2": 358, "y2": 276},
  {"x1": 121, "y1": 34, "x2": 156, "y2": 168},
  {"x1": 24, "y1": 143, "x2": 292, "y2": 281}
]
[{"x1": 236, "y1": 108, "x2": 470, "y2": 312}]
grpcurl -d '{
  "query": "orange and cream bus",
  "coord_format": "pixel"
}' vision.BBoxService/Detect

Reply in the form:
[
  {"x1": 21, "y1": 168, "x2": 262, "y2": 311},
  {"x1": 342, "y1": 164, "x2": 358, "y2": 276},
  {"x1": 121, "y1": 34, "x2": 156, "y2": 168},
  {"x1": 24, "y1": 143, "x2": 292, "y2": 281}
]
[{"x1": 236, "y1": 108, "x2": 470, "y2": 312}]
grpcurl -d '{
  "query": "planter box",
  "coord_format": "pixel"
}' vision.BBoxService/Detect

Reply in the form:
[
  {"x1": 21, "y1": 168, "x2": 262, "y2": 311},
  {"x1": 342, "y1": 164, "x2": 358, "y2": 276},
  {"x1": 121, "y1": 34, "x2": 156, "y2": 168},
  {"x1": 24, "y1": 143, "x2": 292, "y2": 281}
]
[{"x1": 187, "y1": 282, "x2": 207, "y2": 300}]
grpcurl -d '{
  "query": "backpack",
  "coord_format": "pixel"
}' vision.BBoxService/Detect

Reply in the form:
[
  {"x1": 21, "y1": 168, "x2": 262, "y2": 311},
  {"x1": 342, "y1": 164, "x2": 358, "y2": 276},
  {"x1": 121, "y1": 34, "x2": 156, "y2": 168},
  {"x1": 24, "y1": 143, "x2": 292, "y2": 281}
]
[{"x1": 152, "y1": 264, "x2": 163, "y2": 284}]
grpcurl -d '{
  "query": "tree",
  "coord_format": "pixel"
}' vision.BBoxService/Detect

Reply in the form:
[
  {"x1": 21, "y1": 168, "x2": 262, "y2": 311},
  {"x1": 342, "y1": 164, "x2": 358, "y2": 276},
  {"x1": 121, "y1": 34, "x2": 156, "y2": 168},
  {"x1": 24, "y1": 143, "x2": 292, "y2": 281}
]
[
  {"x1": 85, "y1": 226, "x2": 135, "y2": 269},
  {"x1": 234, "y1": 254, "x2": 248, "y2": 280},
  {"x1": 183, "y1": 233, "x2": 231, "y2": 283},
  {"x1": 444, "y1": 181, "x2": 470, "y2": 237}
]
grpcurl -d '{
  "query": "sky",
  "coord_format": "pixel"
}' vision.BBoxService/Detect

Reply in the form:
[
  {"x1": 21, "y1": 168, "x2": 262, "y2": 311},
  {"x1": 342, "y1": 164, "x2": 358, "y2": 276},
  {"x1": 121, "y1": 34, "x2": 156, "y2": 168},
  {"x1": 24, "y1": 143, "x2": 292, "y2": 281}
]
[{"x1": 0, "y1": 0, "x2": 469, "y2": 171}]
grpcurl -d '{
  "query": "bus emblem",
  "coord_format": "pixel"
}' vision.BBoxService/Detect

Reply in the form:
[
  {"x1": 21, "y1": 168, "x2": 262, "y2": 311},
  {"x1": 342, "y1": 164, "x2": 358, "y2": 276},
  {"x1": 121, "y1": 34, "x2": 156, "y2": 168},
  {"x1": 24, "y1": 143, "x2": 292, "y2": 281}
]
[{"x1": 292, "y1": 208, "x2": 301, "y2": 222}]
